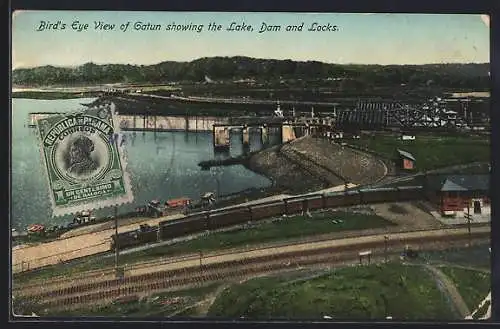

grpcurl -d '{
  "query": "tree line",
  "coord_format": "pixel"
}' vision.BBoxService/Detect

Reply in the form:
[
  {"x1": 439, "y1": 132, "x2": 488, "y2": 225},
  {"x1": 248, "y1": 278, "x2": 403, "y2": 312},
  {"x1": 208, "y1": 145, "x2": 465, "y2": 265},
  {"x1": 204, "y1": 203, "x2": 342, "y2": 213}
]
[{"x1": 12, "y1": 56, "x2": 489, "y2": 89}]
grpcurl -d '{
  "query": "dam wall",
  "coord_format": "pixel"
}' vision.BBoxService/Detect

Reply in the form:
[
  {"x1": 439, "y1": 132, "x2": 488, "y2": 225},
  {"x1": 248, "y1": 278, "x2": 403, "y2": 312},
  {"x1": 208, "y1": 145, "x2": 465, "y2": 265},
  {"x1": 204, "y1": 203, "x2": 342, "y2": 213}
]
[{"x1": 117, "y1": 115, "x2": 229, "y2": 132}]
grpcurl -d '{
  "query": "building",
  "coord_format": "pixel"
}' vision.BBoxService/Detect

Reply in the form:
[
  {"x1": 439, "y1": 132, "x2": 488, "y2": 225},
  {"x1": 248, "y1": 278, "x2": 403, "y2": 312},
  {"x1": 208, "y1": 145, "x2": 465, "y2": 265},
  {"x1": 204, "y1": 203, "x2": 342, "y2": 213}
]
[
  {"x1": 396, "y1": 149, "x2": 416, "y2": 171},
  {"x1": 425, "y1": 174, "x2": 490, "y2": 217}
]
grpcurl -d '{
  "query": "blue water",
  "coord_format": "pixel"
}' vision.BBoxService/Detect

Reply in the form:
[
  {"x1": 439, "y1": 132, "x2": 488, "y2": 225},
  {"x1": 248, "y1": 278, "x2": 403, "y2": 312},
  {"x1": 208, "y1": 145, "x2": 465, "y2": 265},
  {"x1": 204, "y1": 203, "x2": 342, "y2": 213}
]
[{"x1": 11, "y1": 98, "x2": 272, "y2": 230}]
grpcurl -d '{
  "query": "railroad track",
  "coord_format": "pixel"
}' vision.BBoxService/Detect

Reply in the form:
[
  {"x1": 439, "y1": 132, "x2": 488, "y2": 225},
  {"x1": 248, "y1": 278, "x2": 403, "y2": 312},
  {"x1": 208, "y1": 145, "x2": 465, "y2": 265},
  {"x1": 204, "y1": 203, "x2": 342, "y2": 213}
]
[
  {"x1": 15, "y1": 227, "x2": 490, "y2": 312},
  {"x1": 14, "y1": 224, "x2": 467, "y2": 294}
]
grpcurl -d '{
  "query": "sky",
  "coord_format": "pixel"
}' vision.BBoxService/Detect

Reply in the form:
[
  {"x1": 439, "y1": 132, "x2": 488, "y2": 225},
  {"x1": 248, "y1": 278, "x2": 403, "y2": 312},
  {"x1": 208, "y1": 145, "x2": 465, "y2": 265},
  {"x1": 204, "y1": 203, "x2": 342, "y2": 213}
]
[{"x1": 12, "y1": 11, "x2": 490, "y2": 69}]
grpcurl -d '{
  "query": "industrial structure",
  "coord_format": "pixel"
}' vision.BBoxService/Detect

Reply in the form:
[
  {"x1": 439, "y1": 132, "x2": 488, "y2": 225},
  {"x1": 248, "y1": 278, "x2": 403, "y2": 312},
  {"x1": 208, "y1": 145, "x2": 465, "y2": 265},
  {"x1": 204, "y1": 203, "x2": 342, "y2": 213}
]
[{"x1": 334, "y1": 97, "x2": 488, "y2": 131}]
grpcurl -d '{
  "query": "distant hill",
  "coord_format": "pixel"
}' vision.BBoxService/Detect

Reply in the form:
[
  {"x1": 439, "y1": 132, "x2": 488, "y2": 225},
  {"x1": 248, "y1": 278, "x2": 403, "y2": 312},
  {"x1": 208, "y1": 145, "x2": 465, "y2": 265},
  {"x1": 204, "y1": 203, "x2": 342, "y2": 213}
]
[{"x1": 12, "y1": 56, "x2": 489, "y2": 89}]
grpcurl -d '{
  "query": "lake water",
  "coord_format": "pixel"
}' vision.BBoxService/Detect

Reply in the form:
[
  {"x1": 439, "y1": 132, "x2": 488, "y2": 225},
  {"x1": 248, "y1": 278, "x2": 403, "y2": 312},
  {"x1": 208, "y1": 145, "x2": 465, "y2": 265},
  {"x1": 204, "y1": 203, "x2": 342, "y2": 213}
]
[{"x1": 11, "y1": 98, "x2": 272, "y2": 230}]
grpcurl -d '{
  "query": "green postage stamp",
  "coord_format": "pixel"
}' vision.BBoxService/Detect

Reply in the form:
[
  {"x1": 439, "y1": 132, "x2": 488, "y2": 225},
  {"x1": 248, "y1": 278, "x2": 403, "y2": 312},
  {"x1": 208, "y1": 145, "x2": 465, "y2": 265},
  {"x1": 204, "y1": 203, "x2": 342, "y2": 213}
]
[{"x1": 36, "y1": 102, "x2": 134, "y2": 216}]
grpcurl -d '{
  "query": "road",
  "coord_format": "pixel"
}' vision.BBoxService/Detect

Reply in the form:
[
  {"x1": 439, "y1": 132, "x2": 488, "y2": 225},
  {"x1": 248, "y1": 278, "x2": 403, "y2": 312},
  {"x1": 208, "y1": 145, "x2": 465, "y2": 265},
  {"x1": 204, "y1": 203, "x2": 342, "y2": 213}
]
[
  {"x1": 424, "y1": 264, "x2": 471, "y2": 318},
  {"x1": 12, "y1": 213, "x2": 184, "y2": 272}
]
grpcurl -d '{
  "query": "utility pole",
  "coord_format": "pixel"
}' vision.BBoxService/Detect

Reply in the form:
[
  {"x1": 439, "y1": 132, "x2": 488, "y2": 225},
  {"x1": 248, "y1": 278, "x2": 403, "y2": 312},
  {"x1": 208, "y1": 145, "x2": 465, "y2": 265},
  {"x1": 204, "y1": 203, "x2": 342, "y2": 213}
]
[
  {"x1": 114, "y1": 205, "x2": 121, "y2": 277},
  {"x1": 466, "y1": 204, "x2": 472, "y2": 247},
  {"x1": 112, "y1": 129, "x2": 122, "y2": 278},
  {"x1": 384, "y1": 235, "x2": 389, "y2": 262},
  {"x1": 213, "y1": 173, "x2": 220, "y2": 199}
]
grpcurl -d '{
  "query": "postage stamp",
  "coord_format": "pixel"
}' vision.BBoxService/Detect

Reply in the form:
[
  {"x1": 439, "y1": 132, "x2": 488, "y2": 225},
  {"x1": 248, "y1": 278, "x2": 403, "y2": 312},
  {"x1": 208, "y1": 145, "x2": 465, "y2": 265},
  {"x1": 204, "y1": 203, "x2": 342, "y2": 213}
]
[{"x1": 35, "y1": 102, "x2": 134, "y2": 216}]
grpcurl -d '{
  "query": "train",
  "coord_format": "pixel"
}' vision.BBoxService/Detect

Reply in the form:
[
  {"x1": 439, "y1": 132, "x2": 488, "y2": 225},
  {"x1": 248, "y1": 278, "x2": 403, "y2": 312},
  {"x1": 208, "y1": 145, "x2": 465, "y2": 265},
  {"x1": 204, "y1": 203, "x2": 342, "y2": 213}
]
[{"x1": 110, "y1": 185, "x2": 425, "y2": 251}]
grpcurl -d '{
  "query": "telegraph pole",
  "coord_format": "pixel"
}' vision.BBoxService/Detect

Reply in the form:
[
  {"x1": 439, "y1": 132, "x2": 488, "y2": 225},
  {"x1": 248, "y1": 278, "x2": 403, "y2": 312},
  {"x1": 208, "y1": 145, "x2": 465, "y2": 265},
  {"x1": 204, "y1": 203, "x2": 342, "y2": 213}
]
[
  {"x1": 384, "y1": 235, "x2": 389, "y2": 262},
  {"x1": 466, "y1": 204, "x2": 472, "y2": 247},
  {"x1": 112, "y1": 130, "x2": 122, "y2": 278},
  {"x1": 114, "y1": 205, "x2": 119, "y2": 273}
]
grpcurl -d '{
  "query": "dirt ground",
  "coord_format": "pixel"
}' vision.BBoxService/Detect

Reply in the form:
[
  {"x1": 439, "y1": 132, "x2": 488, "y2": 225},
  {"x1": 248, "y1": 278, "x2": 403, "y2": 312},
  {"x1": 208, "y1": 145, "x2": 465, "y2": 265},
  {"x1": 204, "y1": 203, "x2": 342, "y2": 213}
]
[
  {"x1": 370, "y1": 202, "x2": 445, "y2": 231},
  {"x1": 12, "y1": 213, "x2": 184, "y2": 272},
  {"x1": 59, "y1": 212, "x2": 181, "y2": 239}
]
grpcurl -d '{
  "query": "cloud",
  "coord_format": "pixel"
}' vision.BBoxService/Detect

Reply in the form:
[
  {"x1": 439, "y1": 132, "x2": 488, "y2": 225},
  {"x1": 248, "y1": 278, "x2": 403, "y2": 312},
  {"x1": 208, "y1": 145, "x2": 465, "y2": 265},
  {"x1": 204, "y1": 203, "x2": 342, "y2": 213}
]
[{"x1": 480, "y1": 15, "x2": 489, "y2": 28}]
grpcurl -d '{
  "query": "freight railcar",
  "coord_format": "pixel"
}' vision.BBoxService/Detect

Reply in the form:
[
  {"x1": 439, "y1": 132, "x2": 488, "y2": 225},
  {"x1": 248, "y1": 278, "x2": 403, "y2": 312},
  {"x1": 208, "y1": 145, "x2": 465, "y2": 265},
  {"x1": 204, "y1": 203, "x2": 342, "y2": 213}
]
[
  {"x1": 209, "y1": 207, "x2": 252, "y2": 230},
  {"x1": 304, "y1": 194, "x2": 325, "y2": 211},
  {"x1": 158, "y1": 216, "x2": 207, "y2": 241},
  {"x1": 324, "y1": 190, "x2": 363, "y2": 208},
  {"x1": 249, "y1": 201, "x2": 285, "y2": 221},
  {"x1": 360, "y1": 187, "x2": 399, "y2": 204},
  {"x1": 323, "y1": 191, "x2": 345, "y2": 208},
  {"x1": 284, "y1": 197, "x2": 306, "y2": 215},
  {"x1": 396, "y1": 186, "x2": 424, "y2": 201}
]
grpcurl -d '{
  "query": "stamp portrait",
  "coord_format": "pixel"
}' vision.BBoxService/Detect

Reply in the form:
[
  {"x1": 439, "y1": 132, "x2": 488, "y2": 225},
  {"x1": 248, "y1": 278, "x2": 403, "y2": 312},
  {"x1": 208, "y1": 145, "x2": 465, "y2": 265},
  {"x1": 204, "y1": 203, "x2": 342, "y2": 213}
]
[{"x1": 36, "y1": 103, "x2": 133, "y2": 216}]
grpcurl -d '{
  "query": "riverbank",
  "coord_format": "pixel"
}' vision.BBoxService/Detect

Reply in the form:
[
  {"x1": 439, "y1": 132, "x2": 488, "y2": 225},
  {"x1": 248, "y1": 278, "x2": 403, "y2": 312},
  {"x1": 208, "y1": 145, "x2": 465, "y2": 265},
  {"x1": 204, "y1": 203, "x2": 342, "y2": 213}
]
[{"x1": 12, "y1": 91, "x2": 101, "y2": 99}]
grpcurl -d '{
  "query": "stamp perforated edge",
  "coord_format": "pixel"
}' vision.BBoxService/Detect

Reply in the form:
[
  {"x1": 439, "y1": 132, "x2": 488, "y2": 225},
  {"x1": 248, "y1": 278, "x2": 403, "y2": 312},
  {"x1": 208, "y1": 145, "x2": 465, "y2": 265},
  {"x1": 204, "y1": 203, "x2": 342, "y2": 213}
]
[{"x1": 35, "y1": 101, "x2": 134, "y2": 218}]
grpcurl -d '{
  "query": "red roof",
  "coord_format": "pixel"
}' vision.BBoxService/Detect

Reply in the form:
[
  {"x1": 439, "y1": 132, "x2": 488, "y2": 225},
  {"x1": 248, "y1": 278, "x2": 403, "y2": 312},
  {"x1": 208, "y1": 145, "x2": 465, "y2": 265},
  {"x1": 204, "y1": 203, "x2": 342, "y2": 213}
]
[
  {"x1": 28, "y1": 224, "x2": 45, "y2": 232},
  {"x1": 166, "y1": 197, "x2": 191, "y2": 207}
]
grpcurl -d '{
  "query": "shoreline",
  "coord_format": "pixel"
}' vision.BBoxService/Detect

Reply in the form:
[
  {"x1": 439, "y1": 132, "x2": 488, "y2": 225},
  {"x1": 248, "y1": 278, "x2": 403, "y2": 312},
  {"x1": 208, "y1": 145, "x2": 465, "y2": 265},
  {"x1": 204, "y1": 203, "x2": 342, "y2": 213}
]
[{"x1": 12, "y1": 91, "x2": 100, "y2": 100}]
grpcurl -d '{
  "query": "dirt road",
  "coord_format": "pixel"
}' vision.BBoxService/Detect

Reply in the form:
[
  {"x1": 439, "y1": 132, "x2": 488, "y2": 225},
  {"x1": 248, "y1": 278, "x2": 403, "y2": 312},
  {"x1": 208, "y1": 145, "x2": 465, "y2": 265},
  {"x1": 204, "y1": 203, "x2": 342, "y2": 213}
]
[
  {"x1": 12, "y1": 213, "x2": 184, "y2": 272},
  {"x1": 424, "y1": 264, "x2": 471, "y2": 318}
]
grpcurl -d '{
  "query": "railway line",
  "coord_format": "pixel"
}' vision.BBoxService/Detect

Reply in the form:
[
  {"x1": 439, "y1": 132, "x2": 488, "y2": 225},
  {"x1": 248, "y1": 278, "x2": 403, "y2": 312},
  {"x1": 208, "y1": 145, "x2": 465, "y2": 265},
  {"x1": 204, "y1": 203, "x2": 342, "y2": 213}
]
[
  {"x1": 13, "y1": 185, "x2": 427, "y2": 273},
  {"x1": 15, "y1": 226, "x2": 490, "y2": 312}
]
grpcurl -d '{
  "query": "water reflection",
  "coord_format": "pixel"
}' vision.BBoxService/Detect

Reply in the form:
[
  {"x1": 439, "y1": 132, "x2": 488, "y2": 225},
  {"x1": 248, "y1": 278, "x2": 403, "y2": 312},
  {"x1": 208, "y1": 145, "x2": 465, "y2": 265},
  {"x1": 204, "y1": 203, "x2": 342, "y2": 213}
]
[{"x1": 12, "y1": 98, "x2": 272, "y2": 229}]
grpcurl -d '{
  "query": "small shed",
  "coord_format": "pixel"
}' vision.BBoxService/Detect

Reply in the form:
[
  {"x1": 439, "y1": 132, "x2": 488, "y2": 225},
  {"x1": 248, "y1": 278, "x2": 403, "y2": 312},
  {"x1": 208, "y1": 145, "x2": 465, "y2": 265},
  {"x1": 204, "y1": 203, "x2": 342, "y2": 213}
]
[{"x1": 396, "y1": 149, "x2": 416, "y2": 171}]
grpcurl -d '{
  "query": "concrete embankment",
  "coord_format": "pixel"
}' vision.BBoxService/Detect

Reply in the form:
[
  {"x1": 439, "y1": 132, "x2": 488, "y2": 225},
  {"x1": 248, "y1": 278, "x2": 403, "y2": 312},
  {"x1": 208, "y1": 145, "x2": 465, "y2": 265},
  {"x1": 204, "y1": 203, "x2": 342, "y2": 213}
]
[
  {"x1": 246, "y1": 136, "x2": 387, "y2": 193},
  {"x1": 118, "y1": 113, "x2": 227, "y2": 132},
  {"x1": 247, "y1": 144, "x2": 326, "y2": 193}
]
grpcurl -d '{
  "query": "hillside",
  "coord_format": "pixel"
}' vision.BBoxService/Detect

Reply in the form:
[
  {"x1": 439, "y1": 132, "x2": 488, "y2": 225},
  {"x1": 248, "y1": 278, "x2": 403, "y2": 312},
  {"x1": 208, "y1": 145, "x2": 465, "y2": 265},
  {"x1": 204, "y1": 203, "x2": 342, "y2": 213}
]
[{"x1": 12, "y1": 56, "x2": 489, "y2": 90}]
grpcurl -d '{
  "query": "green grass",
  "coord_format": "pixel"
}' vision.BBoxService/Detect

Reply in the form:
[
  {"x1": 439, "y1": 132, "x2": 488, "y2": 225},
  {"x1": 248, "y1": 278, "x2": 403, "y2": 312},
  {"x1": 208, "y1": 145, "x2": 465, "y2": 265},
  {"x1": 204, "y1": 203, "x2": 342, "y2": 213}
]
[
  {"x1": 418, "y1": 244, "x2": 491, "y2": 269},
  {"x1": 14, "y1": 211, "x2": 394, "y2": 284},
  {"x1": 12, "y1": 234, "x2": 61, "y2": 246},
  {"x1": 208, "y1": 262, "x2": 456, "y2": 320},
  {"x1": 42, "y1": 284, "x2": 221, "y2": 317},
  {"x1": 438, "y1": 266, "x2": 490, "y2": 310},
  {"x1": 350, "y1": 135, "x2": 490, "y2": 171}
]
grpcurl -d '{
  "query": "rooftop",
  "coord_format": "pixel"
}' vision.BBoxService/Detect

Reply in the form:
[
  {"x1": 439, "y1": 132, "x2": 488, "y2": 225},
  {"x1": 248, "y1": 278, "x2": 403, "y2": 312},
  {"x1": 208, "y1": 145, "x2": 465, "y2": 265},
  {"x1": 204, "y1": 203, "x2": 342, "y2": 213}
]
[
  {"x1": 426, "y1": 174, "x2": 490, "y2": 192},
  {"x1": 396, "y1": 149, "x2": 416, "y2": 161}
]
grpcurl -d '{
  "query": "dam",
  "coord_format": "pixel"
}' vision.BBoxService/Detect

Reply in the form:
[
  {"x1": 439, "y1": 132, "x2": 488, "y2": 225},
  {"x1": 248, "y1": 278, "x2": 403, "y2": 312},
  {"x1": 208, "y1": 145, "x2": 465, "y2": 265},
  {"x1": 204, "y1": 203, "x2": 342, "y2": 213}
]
[
  {"x1": 28, "y1": 112, "x2": 336, "y2": 151},
  {"x1": 118, "y1": 115, "x2": 227, "y2": 132}
]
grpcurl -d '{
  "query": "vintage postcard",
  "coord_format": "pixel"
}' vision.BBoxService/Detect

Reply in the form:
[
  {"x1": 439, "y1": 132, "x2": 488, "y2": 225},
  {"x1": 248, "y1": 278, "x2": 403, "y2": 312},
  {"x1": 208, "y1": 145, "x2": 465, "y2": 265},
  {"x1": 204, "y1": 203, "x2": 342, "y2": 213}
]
[{"x1": 11, "y1": 11, "x2": 491, "y2": 321}]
